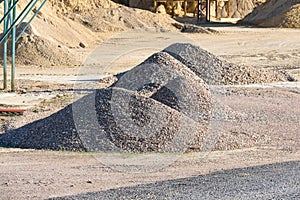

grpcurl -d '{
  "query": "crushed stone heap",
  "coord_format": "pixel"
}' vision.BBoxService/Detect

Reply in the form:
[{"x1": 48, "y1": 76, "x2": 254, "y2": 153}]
[
  {"x1": 0, "y1": 87, "x2": 205, "y2": 152},
  {"x1": 113, "y1": 52, "x2": 212, "y2": 150},
  {"x1": 163, "y1": 43, "x2": 295, "y2": 85},
  {"x1": 0, "y1": 51, "x2": 212, "y2": 152},
  {"x1": 0, "y1": 43, "x2": 296, "y2": 152}
]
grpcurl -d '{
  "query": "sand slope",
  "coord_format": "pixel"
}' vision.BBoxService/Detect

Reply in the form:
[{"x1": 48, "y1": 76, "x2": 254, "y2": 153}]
[
  {"x1": 241, "y1": 0, "x2": 300, "y2": 28},
  {"x1": 0, "y1": 0, "x2": 178, "y2": 67}
]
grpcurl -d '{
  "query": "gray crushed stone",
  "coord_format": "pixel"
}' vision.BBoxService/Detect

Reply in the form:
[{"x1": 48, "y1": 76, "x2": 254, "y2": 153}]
[
  {"x1": 2, "y1": 43, "x2": 291, "y2": 152},
  {"x1": 0, "y1": 87, "x2": 200, "y2": 152},
  {"x1": 172, "y1": 23, "x2": 218, "y2": 33},
  {"x1": 163, "y1": 43, "x2": 296, "y2": 85},
  {"x1": 0, "y1": 49, "x2": 212, "y2": 152},
  {"x1": 114, "y1": 52, "x2": 211, "y2": 147},
  {"x1": 114, "y1": 52, "x2": 211, "y2": 123},
  {"x1": 78, "y1": 87, "x2": 198, "y2": 152},
  {"x1": 49, "y1": 161, "x2": 300, "y2": 200},
  {"x1": 0, "y1": 102, "x2": 85, "y2": 151}
]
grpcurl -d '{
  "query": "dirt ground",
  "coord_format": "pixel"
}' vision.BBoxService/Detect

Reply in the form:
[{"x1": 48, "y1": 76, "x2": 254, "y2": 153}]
[{"x1": 0, "y1": 26, "x2": 300, "y2": 199}]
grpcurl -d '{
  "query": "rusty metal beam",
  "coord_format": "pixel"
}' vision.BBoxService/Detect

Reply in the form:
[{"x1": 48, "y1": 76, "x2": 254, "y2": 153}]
[{"x1": 0, "y1": 107, "x2": 25, "y2": 115}]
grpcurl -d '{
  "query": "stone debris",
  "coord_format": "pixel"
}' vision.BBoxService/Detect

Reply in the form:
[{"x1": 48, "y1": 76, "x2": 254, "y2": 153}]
[
  {"x1": 0, "y1": 43, "x2": 296, "y2": 152},
  {"x1": 114, "y1": 52, "x2": 211, "y2": 149},
  {"x1": 163, "y1": 43, "x2": 296, "y2": 85}
]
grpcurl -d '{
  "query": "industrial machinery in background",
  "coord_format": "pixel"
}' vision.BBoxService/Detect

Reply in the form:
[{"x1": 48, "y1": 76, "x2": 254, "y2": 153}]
[{"x1": 153, "y1": 0, "x2": 231, "y2": 21}]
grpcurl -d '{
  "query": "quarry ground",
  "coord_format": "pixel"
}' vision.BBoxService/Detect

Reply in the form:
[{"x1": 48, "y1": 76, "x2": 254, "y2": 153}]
[{"x1": 0, "y1": 25, "x2": 300, "y2": 199}]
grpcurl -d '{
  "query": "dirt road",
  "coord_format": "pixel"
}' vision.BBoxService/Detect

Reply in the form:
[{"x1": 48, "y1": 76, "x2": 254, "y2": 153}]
[{"x1": 3, "y1": 26, "x2": 300, "y2": 85}]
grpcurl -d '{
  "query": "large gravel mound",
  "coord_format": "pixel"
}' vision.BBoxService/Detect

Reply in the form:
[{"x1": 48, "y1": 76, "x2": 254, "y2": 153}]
[
  {"x1": 114, "y1": 52, "x2": 211, "y2": 148},
  {"x1": 0, "y1": 51, "x2": 212, "y2": 152},
  {"x1": 240, "y1": 0, "x2": 300, "y2": 28},
  {"x1": 0, "y1": 87, "x2": 206, "y2": 152},
  {"x1": 163, "y1": 43, "x2": 295, "y2": 85}
]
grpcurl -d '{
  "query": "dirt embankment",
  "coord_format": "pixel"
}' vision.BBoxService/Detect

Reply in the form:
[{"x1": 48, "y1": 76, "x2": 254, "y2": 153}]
[
  {"x1": 240, "y1": 0, "x2": 300, "y2": 28},
  {"x1": 0, "y1": 0, "x2": 179, "y2": 67}
]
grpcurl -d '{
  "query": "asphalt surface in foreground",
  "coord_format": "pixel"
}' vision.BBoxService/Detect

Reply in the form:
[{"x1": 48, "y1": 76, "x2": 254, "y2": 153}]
[{"x1": 51, "y1": 161, "x2": 300, "y2": 200}]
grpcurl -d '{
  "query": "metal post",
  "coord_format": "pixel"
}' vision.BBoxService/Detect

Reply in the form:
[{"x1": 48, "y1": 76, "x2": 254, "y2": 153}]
[
  {"x1": 17, "y1": 0, "x2": 39, "y2": 30},
  {"x1": 3, "y1": 0, "x2": 8, "y2": 89},
  {"x1": 227, "y1": 0, "x2": 230, "y2": 18},
  {"x1": 197, "y1": 0, "x2": 200, "y2": 22},
  {"x1": 11, "y1": 0, "x2": 16, "y2": 91},
  {"x1": 1, "y1": 0, "x2": 47, "y2": 91},
  {"x1": 206, "y1": 0, "x2": 210, "y2": 22},
  {"x1": 17, "y1": 0, "x2": 47, "y2": 41}
]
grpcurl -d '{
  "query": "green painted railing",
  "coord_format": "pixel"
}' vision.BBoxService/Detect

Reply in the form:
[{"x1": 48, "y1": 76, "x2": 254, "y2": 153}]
[{"x1": 0, "y1": 0, "x2": 47, "y2": 91}]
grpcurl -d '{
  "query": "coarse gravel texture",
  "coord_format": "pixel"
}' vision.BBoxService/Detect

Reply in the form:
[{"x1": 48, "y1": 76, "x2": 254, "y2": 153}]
[
  {"x1": 0, "y1": 98, "x2": 85, "y2": 151},
  {"x1": 0, "y1": 87, "x2": 201, "y2": 152},
  {"x1": 0, "y1": 51, "x2": 212, "y2": 152},
  {"x1": 76, "y1": 87, "x2": 198, "y2": 152},
  {"x1": 49, "y1": 160, "x2": 300, "y2": 200},
  {"x1": 163, "y1": 43, "x2": 296, "y2": 85},
  {"x1": 114, "y1": 52, "x2": 211, "y2": 148},
  {"x1": 114, "y1": 52, "x2": 211, "y2": 124}
]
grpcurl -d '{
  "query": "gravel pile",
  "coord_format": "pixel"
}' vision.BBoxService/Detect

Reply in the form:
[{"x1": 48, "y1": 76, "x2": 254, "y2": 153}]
[
  {"x1": 0, "y1": 51, "x2": 211, "y2": 152},
  {"x1": 1, "y1": 43, "x2": 293, "y2": 152},
  {"x1": 172, "y1": 23, "x2": 218, "y2": 34},
  {"x1": 114, "y1": 52, "x2": 211, "y2": 148},
  {"x1": 0, "y1": 86, "x2": 207, "y2": 152},
  {"x1": 163, "y1": 43, "x2": 295, "y2": 85}
]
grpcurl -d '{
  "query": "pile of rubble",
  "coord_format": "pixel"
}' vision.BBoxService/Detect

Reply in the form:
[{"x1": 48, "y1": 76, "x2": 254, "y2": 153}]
[
  {"x1": 0, "y1": 43, "x2": 295, "y2": 152},
  {"x1": 163, "y1": 43, "x2": 295, "y2": 85}
]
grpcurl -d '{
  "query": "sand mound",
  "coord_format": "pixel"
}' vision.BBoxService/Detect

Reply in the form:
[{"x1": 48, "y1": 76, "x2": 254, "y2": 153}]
[
  {"x1": 0, "y1": 0, "x2": 179, "y2": 67},
  {"x1": 16, "y1": 29, "x2": 80, "y2": 66},
  {"x1": 0, "y1": 23, "x2": 80, "y2": 66},
  {"x1": 163, "y1": 43, "x2": 295, "y2": 85},
  {"x1": 218, "y1": 0, "x2": 257, "y2": 18},
  {"x1": 48, "y1": 0, "x2": 178, "y2": 32},
  {"x1": 240, "y1": 0, "x2": 300, "y2": 28}
]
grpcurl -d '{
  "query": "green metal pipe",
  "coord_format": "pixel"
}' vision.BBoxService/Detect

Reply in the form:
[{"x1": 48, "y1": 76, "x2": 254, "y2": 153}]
[
  {"x1": 17, "y1": 0, "x2": 47, "y2": 41},
  {"x1": 11, "y1": 0, "x2": 16, "y2": 91},
  {"x1": 17, "y1": 0, "x2": 39, "y2": 30},
  {"x1": 0, "y1": 0, "x2": 47, "y2": 91},
  {"x1": 3, "y1": 0, "x2": 8, "y2": 89},
  {"x1": 0, "y1": 0, "x2": 20, "y2": 25},
  {"x1": 0, "y1": 0, "x2": 36, "y2": 44}
]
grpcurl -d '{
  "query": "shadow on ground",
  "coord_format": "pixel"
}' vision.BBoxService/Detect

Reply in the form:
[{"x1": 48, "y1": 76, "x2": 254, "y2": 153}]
[
  {"x1": 0, "y1": 96, "x2": 85, "y2": 151},
  {"x1": 50, "y1": 161, "x2": 300, "y2": 199}
]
